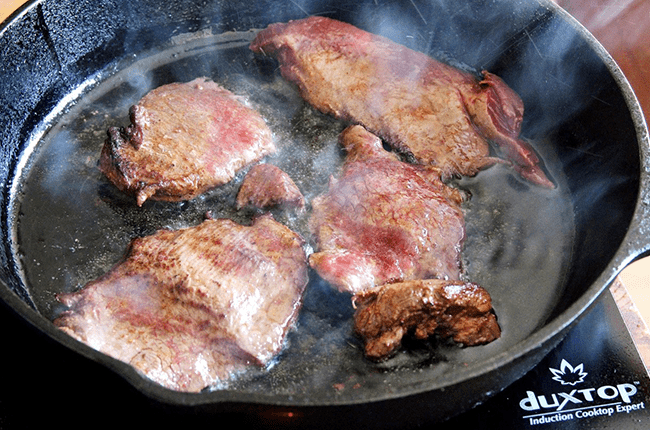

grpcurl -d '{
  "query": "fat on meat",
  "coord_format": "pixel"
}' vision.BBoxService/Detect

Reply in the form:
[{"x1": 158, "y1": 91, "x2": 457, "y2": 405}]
[
  {"x1": 99, "y1": 77, "x2": 276, "y2": 206},
  {"x1": 308, "y1": 125, "x2": 466, "y2": 295},
  {"x1": 54, "y1": 214, "x2": 308, "y2": 392},
  {"x1": 353, "y1": 279, "x2": 501, "y2": 360},
  {"x1": 250, "y1": 16, "x2": 553, "y2": 188}
]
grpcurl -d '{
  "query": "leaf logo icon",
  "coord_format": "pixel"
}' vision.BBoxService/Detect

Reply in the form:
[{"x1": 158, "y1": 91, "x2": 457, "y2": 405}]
[{"x1": 549, "y1": 359, "x2": 588, "y2": 386}]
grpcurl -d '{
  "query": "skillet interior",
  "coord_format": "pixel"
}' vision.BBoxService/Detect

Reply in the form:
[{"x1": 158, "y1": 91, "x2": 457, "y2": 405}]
[
  {"x1": 0, "y1": 0, "x2": 644, "y2": 426},
  {"x1": 14, "y1": 20, "x2": 575, "y2": 398}
]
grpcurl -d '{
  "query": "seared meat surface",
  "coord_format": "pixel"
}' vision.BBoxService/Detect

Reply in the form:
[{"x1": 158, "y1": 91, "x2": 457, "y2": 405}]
[
  {"x1": 250, "y1": 16, "x2": 552, "y2": 187},
  {"x1": 54, "y1": 215, "x2": 308, "y2": 392},
  {"x1": 236, "y1": 163, "x2": 305, "y2": 211},
  {"x1": 308, "y1": 125, "x2": 466, "y2": 295},
  {"x1": 353, "y1": 279, "x2": 501, "y2": 360},
  {"x1": 99, "y1": 77, "x2": 276, "y2": 206}
]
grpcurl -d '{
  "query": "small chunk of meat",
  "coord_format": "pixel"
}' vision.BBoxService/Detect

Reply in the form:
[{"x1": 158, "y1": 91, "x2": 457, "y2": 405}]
[
  {"x1": 99, "y1": 77, "x2": 276, "y2": 206},
  {"x1": 250, "y1": 16, "x2": 552, "y2": 187},
  {"x1": 54, "y1": 215, "x2": 308, "y2": 392},
  {"x1": 308, "y1": 125, "x2": 466, "y2": 295},
  {"x1": 353, "y1": 279, "x2": 501, "y2": 360},
  {"x1": 236, "y1": 164, "x2": 305, "y2": 211}
]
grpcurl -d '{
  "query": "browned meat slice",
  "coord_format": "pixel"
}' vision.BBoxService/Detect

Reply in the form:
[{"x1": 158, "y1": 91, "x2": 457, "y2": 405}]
[
  {"x1": 353, "y1": 279, "x2": 501, "y2": 360},
  {"x1": 250, "y1": 16, "x2": 553, "y2": 188},
  {"x1": 308, "y1": 125, "x2": 466, "y2": 295},
  {"x1": 54, "y1": 214, "x2": 308, "y2": 392},
  {"x1": 99, "y1": 77, "x2": 276, "y2": 206},
  {"x1": 236, "y1": 163, "x2": 305, "y2": 211}
]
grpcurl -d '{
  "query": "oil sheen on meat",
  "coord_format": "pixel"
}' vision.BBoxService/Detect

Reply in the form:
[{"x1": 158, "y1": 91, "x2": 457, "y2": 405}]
[
  {"x1": 54, "y1": 215, "x2": 308, "y2": 392},
  {"x1": 250, "y1": 16, "x2": 553, "y2": 188},
  {"x1": 99, "y1": 77, "x2": 276, "y2": 206}
]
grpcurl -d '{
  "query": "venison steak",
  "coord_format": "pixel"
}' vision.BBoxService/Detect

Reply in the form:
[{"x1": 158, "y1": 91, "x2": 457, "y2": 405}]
[
  {"x1": 353, "y1": 279, "x2": 501, "y2": 360},
  {"x1": 236, "y1": 163, "x2": 305, "y2": 211},
  {"x1": 308, "y1": 125, "x2": 466, "y2": 295},
  {"x1": 250, "y1": 16, "x2": 552, "y2": 187},
  {"x1": 99, "y1": 77, "x2": 276, "y2": 206},
  {"x1": 54, "y1": 214, "x2": 308, "y2": 392}
]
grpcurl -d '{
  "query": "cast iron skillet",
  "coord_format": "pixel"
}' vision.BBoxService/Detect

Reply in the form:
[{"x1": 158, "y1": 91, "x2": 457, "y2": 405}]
[{"x1": 0, "y1": 0, "x2": 649, "y2": 428}]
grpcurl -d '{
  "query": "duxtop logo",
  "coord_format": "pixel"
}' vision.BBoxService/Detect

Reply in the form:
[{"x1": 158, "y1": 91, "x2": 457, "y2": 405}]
[
  {"x1": 549, "y1": 359, "x2": 587, "y2": 386},
  {"x1": 519, "y1": 359, "x2": 646, "y2": 426}
]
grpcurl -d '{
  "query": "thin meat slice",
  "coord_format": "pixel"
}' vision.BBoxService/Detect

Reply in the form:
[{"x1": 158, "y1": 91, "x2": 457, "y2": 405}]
[
  {"x1": 99, "y1": 77, "x2": 276, "y2": 206},
  {"x1": 308, "y1": 125, "x2": 466, "y2": 295},
  {"x1": 54, "y1": 214, "x2": 308, "y2": 392},
  {"x1": 236, "y1": 164, "x2": 305, "y2": 211},
  {"x1": 353, "y1": 279, "x2": 501, "y2": 360},
  {"x1": 250, "y1": 16, "x2": 552, "y2": 187}
]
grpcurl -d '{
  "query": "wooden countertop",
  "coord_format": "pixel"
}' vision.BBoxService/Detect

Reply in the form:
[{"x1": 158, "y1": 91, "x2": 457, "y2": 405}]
[
  {"x1": 2, "y1": 0, "x2": 650, "y2": 371},
  {"x1": 0, "y1": 1, "x2": 23, "y2": 23}
]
